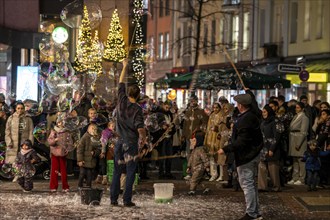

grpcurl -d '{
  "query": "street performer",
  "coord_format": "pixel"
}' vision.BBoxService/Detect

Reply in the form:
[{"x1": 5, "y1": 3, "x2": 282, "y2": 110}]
[
  {"x1": 110, "y1": 59, "x2": 146, "y2": 207},
  {"x1": 218, "y1": 89, "x2": 263, "y2": 220}
]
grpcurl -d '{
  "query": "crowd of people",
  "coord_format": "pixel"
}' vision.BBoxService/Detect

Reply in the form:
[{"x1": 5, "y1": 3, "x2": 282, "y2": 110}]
[{"x1": 0, "y1": 62, "x2": 330, "y2": 219}]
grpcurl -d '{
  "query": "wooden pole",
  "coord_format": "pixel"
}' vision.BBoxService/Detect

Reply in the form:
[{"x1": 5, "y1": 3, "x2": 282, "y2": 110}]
[{"x1": 223, "y1": 47, "x2": 246, "y2": 89}]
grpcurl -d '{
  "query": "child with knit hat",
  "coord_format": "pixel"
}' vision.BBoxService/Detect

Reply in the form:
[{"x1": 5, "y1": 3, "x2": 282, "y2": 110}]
[{"x1": 13, "y1": 139, "x2": 41, "y2": 192}]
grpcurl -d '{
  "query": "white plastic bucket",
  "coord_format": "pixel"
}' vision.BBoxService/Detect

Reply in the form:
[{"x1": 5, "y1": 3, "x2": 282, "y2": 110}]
[{"x1": 153, "y1": 183, "x2": 174, "y2": 203}]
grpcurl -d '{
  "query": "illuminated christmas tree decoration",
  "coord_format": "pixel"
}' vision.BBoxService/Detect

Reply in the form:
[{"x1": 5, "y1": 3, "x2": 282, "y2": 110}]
[
  {"x1": 103, "y1": 9, "x2": 127, "y2": 62},
  {"x1": 132, "y1": 0, "x2": 145, "y2": 87},
  {"x1": 91, "y1": 30, "x2": 103, "y2": 75},
  {"x1": 74, "y1": 5, "x2": 93, "y2": 73}
]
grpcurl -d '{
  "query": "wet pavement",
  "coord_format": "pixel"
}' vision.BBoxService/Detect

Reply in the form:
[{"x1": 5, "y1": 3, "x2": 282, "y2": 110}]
[{"x1": 0, "y1": 173, "x2": 330, "y2": 220}]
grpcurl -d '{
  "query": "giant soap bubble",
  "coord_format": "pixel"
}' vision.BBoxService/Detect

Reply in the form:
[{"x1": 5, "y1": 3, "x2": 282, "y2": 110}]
[
  {"x1": 71, "y1": 73, "x2": 97, "y2": 92},
  {"x1": 85, "y1": 2, "x2": 103, "y2": 30},
  {"x1": 46, "y1": 74, "x2": 68, "y2": 96},
  {"x1": 60, "y1": 0, "x2": 83, "y2": 28},
  {"x1": 92, "y1": 74, "x2": 116, "y2": 102},
  {"x1": 33, "y1": 122, "x2": 48, "y2": 144},
  {"x1": 61, "y1": 0, "x2": 102, "y2": 29}
]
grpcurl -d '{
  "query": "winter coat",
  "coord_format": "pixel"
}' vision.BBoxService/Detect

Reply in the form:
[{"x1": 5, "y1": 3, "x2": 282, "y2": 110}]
[
  {"x1": 77, "y1": 132, "x2": 101, "y2": 168},
  {"x1": 47, "y1": 127, "x2": 73, "y2": 157},
  {"x1": 204, "y1": 111, "x2": 222, "y2": 153},
  {"x1": 100, "y1": 128, "x2": 118, "y2": 159},
  {"x1": 289, "y1": 112, "x2": 309, "y2": 157},
  {"x1": 188, "y1": 146, "x2": 210, "y2": 173},
  {"x1": 182, "y1": 107, "x2": 208, "y2": 139},
  {"x1": 5, "y1": 112, "x2": 34, "y2": 163},
  {"x1": 0, "y1": 117, "x2": 6, "y2": 142},
  {"x1": 302, "y1": 149, "x2": 330, "y2": 171},
  {"x1": 315, "y1": 117, "x2": 330, "y2": 150},
  {"x1": 223, "y1": 109, "x2": 263, "y2": 167},
  {"x1": 14, "y1": 148, "x2": 41, "y2": 178},
  {"x1": 260, "y1": 116, "x2": 283, "y2": 162}
]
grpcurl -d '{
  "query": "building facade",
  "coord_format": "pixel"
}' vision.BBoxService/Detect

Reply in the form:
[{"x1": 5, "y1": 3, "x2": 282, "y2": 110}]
[{"x1": 147, "y1": 0, "x2": 330, "y2": 108}]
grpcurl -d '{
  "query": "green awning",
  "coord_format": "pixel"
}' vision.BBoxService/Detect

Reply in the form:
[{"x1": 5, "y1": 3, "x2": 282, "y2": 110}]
[{"x1": 156, "y1": 68, "x2": 291, "y2": 90}]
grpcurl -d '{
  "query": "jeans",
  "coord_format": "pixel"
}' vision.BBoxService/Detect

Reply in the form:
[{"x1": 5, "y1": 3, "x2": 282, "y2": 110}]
[
  {"x1": 110, "y1": 140, "x2": 138, "y2": 204},
  {"x1": 78, "y1": 167, "x2": 93, "y2": 188},
  {"x1": 237, "y1": 155, "x2": 261, "y2": 218},
  {"x1": 306, "y1": 170, "x2": 319, "y2": 189}
]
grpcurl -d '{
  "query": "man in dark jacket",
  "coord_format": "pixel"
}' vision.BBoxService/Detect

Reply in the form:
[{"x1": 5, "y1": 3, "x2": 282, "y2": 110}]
[
  {"x1": 110, "y1": 59, "x2": 146, "y2": 207},
  {"x1": 218, "y1": 91, "x2": 263, "y2": 220},
  {"x1": 155, "y1": 100, "x2": 176, "y2": 179}
]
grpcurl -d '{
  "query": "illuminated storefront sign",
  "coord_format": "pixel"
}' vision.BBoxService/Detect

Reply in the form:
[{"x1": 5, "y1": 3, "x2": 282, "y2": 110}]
[{"x1": 286, "y1": 73, "x2": 328, "y2": 84}]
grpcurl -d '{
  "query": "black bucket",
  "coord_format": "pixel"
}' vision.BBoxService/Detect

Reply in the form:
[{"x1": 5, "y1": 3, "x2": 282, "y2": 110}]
[{"x1": 80, "y1": 187, "x2": 103, "y2": 205}]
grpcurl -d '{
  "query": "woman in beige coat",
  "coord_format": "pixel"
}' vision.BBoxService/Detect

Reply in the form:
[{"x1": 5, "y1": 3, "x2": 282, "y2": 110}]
[
  {"x1": 287, "y1": 102, "x2": 309, "y2": 185},
  {"x1": 5, "y1": 102, "x2": 34, "y2": 164},
  {"x1": 204, "y1": 102, "x2": 222, "y2": 181}
]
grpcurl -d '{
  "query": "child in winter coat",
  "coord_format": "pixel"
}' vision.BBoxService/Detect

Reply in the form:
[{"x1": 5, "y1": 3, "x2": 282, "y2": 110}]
[
  {"x1": 302, "y1": 140, "x2": 330, "y2": 191},
  {"x1": 77, "y1": 123, "x2": 101, "y2": 188},
  {"x1": 97, "y1": 120, "x2": 118, "y2": 185},
  {"x1": 13, "y1": 139, "x2": 41, "y2": 192},
  {"x1": 186, "y1": 132, "x2": 210, "y2": 195},
  {"x1": 48, "y1": 114, "x2": 73, "y2": 193}
]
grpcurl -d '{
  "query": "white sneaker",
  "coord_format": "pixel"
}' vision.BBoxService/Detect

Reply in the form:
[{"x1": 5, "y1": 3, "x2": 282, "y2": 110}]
[
  {"x1": 184, "y1": 175, "x2": 191, "y2": 180},
  {"x1": 287, "y1": 179, "x2": 295, "y2": 185},
  {"x1": 188, "y1": 190, "x2": 195, "y2": 195},
  {"x1": 209, "y1": 176, "x2": 218, "y2": 181},
  {"x1": 216, "y1": 176, "x2": 224, "y2": 182},
  {"x1": 294, "y1": 180, "x2": 303, "y2": 185},
  {"x1": 12, "y1": 176, "x2": 19, "y2": 182}
]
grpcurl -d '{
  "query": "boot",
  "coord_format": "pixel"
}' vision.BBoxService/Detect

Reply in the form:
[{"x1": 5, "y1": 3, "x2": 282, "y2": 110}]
[
  {"x1": 95, "y1": 175, "x2": 102, "y2": 184},
  {"x1": 102, "y1": 175, "x2": 108, "y2": 185}
]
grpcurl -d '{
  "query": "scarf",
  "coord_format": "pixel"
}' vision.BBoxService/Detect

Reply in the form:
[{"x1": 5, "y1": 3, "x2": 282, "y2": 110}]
[{"x1": 21, "y1": 148, "x2": 32, "y2": 155}]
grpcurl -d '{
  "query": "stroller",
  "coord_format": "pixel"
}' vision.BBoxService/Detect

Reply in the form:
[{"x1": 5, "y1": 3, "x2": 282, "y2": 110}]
[{"x1": 0, "y1": 141, "x2": 51, "y2": 180}]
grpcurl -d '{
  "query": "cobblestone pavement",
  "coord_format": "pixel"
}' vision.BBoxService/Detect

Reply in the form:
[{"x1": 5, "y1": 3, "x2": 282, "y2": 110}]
[{"x1": 0, "y1": 175, "x2": 330, "y2": 220}]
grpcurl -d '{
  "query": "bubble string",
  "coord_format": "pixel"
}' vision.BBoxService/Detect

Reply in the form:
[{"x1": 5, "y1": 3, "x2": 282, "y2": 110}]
[{"x1": 223, "y1": 47, "x2": 246, "y2": 89}]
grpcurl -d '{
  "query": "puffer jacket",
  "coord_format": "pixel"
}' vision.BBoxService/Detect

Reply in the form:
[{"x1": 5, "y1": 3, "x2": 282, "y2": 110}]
[{"x1": 77, "y1": 132, "x2": 101, "y2": 168}]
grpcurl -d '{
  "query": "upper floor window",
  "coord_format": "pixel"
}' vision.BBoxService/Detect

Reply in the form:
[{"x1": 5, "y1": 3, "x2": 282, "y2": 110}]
[
  {"x1": 232, "y1": 15, "x2": 239, "y2": 48},
  {"x1": 219, "y1": 18, "x2": 224, "y2": 46},
  {"x1": 290, "y1": 2, "x2": 298, "y2": 43},
  {"x1": 177, "y1": 28, "x2": 181, "y2": 58},
  {"x1": 203, "y1": 22, "x2": 208, "y2": 54},
  {"x1": 159, "y1": 0, "x2": 164, "y2": 17},
  {"x1": 304, "y1": 0, "x2": 311, "y2": 41},
  {"x1": 164, "y1": 32, "x2": 170, "y2": 58},
  {"x1": 150, "y1": 0, "x2": 154, "y2": 19},
  {"x1": 158, "y1": 33, "x2": 164, "y2": 59},
  {"x1": 316, "y1": 0, "x2": 324, "y2": 39},
  {"x1": 243, "y1": 12, "x2": 250, "y2": 49},
  {"x1": 211, "y1": 20, "x2": 216, "y2": 53},
  {"x1": 259, "y1": 9, "x2": 265, "y2": 47},
  {"x1": 165, "y1": 0, "x2": 170, "y2": 16}
]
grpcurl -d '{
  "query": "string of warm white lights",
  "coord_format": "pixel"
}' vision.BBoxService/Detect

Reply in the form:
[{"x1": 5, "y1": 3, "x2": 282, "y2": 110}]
[
  {"x1": 91, "y1": 30, "x2": 103, "y2": 75},
  {"x1": 74, "y1": 5, "x2": 93, "y2": 73},
  {"x1": 132, "y1": 0, "x2": 145, "y2": 87},
  {"x1": 103, "y1": 8, "x2": 127, "y2": 62}
]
